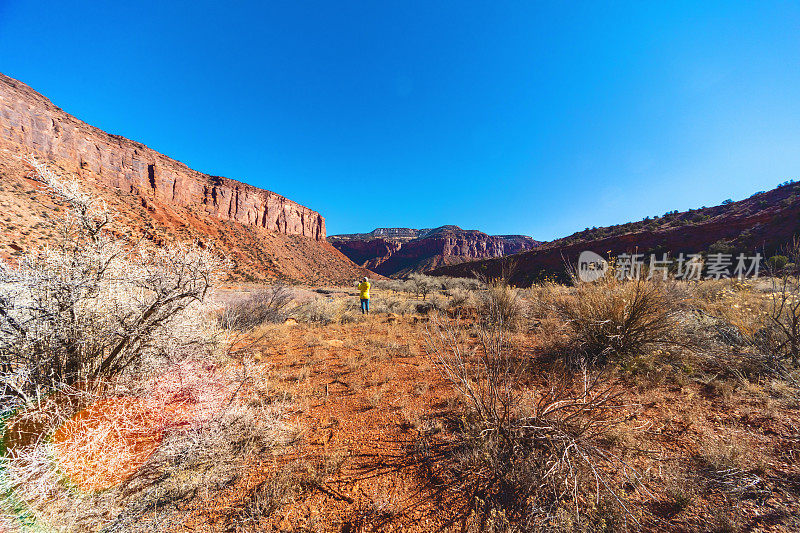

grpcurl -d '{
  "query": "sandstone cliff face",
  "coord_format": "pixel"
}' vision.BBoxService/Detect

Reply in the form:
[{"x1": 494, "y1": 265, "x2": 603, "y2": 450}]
[
  {"x1": 329, "y1": 226, "x2": 541, "y2": 276},
  {"x1": 0, "y1": 73, "x2": 324, "y2": 240},
  {"x1": 0, "y1": 73, "x2": 378, "y2": 283},
  {"x1": 326, "y1": 238, "x2": 403, "y2": 271}
]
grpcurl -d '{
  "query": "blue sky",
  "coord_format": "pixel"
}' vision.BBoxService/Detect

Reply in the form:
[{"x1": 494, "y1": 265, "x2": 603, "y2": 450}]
[{"x1": 1, "y1": 1, "x2": 799, "y2": 240}]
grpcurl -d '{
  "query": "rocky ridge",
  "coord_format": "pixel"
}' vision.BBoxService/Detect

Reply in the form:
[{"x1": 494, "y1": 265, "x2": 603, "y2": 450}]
[
  {"x1": 431, "y1": 182, "x2": 800, "y2": 286},
  {"x1": 329, "y1": 225, "x2": 541, "y2": 276},
  {"x1": 0, "y1": 73, "x2": 324, "y2": 239}
]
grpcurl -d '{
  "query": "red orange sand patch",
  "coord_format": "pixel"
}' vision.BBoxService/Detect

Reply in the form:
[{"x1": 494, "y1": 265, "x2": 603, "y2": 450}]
[
  {"x1": 51, "y1": 397, "x2": 162, "y2": 491},
  {"x1": 50, "y1": 361, "x2": 238, "y2": 492}
]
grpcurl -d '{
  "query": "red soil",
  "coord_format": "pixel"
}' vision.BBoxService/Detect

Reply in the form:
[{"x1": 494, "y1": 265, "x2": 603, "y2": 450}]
[{"x1": 50, "y1": 361, "x2": 240, "y2": 492}]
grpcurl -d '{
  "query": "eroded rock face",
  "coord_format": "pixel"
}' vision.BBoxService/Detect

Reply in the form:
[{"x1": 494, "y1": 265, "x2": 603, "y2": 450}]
[
  {"x1": 0, "y1": 73, "x2": 325, "y2": 240},
  {"x1": 326, "y1": 238, "x2": 403, "y2": 271},
  {"x1": 329, "y1": 226, "x2": 541, "y2": 276}
]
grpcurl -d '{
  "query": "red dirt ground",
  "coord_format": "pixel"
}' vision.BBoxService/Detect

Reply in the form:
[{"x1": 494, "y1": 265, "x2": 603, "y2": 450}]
[{"x1": 165, "y1": 316, "x2": 800, "y2": 532}]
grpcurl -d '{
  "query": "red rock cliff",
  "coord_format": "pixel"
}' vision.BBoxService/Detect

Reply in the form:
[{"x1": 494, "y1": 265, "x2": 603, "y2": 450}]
[
  {"x1": 0, "y1": 73, "x2": 325, "y2": 240},
  {"x1": 330, "y1": 226, "x2": 541, "y2": 276}
]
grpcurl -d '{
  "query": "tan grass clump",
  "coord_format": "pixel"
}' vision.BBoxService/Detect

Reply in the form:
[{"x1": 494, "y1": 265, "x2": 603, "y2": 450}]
[{"x1": 552, "y1": 276, "x2": 686, "y2": 366}]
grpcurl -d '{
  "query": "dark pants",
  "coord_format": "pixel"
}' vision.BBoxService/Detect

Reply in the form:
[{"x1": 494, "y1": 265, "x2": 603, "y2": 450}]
[{"x1": 360, "y1": 298, "x2": 370, "y2": 314}]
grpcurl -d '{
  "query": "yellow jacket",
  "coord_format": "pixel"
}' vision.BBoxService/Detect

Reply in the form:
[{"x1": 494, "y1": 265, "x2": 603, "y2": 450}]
[{"x1": 358, "y1": 281, "x2": 370, "y2": 299}]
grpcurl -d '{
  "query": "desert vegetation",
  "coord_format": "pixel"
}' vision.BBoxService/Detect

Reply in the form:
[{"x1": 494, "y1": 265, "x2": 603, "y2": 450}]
[
  {"x1": 0, "y1": 160, "x2": 299, "y2": 531},
  {"x1": 2, "y1": 162, "x2": 799, "y2": 532}
]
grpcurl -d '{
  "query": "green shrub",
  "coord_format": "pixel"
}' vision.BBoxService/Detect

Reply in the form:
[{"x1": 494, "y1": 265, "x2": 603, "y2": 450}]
[{"x1": 767, "y1": 255, "x2": 789, "y2": 271}]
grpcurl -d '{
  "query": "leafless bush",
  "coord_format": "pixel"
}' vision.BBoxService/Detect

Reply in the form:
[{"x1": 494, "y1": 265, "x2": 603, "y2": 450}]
[
  {"x1": 520, "y1": 281, "x2": 565, "y2": 319},
  {"x1": 410, "y1": 273, "x2": 435, "y2": 300},
  {"x1": 764, "y1": 237, "x2": 800, "y2": 366},
  {"x1": 689, "y1": 276, "x2": 793, "y2": 378},
  {"x1": 373, "y1": 279, "x2": 411, "y2": 294},
  {"x1": 438, "y1": 275, "x2": 483, "y2": 292},
  {"x1": 421, "y1": 315, "x2": 643, "y2": 531},
  {"x1": 445, "y1": 287, "x2": 477, "y2": 309},
  {"x1": 293, "y1": 297, "x2": 346, "y2": 325},
  {"x1": 369, "y1": 294, "x2": 416, "y2": 315},
  {"x1": 481, "y1": 281, "x2": 526, "y2": 330},
  {"x1": 219, "y1": 285, "x2": 293, "y2": 330},
  {"x1": 552, "y1": 277, "x2": 686, "y2": 366},
  {"x1": 228, "y1": 467, "x2": 306, "y2": 529},
  {"x1": 0, "y1": 157, "x2": 224, "y2": 404},
  {"x1": 373, "y1": 275, "x2": 482, "y2": 297}
]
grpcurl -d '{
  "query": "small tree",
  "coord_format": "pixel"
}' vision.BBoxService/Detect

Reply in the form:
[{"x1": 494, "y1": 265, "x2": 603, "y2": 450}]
[{"x1": 410, "y1": 273, "x2": 433, "y2": 301}]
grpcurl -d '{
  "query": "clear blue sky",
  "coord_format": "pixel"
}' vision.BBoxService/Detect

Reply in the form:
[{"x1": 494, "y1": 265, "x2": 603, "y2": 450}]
[{"x1": 1, "y1": 1, "x2": 799, "y2": 240}]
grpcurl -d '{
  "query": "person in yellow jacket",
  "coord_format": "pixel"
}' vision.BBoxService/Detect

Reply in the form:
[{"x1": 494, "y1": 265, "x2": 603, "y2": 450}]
[{"x1": 358, "y1": 276, "x2": 371, "y2": 314}]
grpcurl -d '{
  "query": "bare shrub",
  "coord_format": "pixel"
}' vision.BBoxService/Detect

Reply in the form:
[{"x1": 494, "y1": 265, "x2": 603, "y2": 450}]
[
  {"x1": 438, "y1": 275, "x2": 483, "y2": 292},
  {"x1": 481, "y1": 281, "x2": 526, "y2": 330},
  {"x1": 373, "y1": 279, "x2": 409, "y2": 294},
  {"x1": 116, "y1": 397, "x2": 296, "y2": 530},
  {"x1": 0, "y1": 158, "x2": 224, "y2": 404},
  {"x1": 690, "y1": 276, "x2": 794, "y2": 378},
  {"x1": 368, "y1": 294, "x2": 416, "y2": 316},
  {"x1": 293, "y1": 297, "x2": 346, "y2": 325},
  {"x1": 421, "y1": 315, "x2": 643, "y2": 531},
  {"x1": 219, "y1": 285, "x2": 293, "y2": 330},
  {"x1": 228, "y1": 466, "x2": 306, "y2": 529},
  {"x1": 445, "y1": 287, "x2": 476, "y2": 309},
  {"x1": 410, "y1": 273, "x2": 435, "y2": 300},
  {"x1": 764, "y1": 237, "x2": 800, "y2": 366},
  {"x1": 552, "y1": 277, "x2": 685, "y2": 366},
  {"x1": 521, "y1": 281, "x2": 565, "y2": 319},
  {"x1": 374, "y1": 275, "x2": 482, "y2": 298}
]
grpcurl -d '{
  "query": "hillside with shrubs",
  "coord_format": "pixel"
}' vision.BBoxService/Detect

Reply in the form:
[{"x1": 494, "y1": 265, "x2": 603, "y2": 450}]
[{"x1": 432, "y1": 180, "x2": 800, "y2": 286}]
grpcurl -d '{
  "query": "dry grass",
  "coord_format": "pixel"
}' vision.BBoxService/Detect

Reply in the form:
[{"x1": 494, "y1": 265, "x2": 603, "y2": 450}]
[
  {"x1": 218, "y1": 285, "x2": 293, "y2": 330},
  {"x1": 420, "y1": 314, "x2": 644, "y2": 531},
  {"x1": 549, "y1": 276, "x2": 687, "y2": 366},
  {"x1": 1, "y1": 365, "x2": 297, "y2": 532}
]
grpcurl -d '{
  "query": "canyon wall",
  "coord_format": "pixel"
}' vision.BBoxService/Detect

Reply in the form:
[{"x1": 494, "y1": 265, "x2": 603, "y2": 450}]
[
  {"x1": 330, "y1": 226, "x2": 541, "y2": 276},
  {"x1": 0, "y1": 73, "x2": 325, "y2": 239}
]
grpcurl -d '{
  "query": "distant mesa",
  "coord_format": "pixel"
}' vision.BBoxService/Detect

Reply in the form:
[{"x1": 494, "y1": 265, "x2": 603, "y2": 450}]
[{"x1": 329, "y1": 225, "x2": 542, "y2": 277}]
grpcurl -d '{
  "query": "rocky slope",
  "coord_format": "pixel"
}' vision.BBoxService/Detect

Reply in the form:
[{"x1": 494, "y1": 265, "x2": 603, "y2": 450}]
[
  {"x1": 430, "y1": 182, "x2": 800, "y2": 286},
  {"x1": 0, "y1": 73, "x2": 372, "y2": 283},
  {"x1": 329, "y1": 225, "x2": 541, "y2": 276}
]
